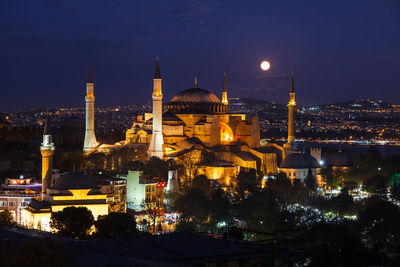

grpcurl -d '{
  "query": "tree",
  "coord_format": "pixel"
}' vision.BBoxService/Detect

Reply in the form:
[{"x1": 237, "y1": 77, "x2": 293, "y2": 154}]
[
  {"x1": 192, "y1": 175, "x2": 211, "y2": 196},
  {"x1": 108, "y1": 200, "x2": 126, "y2": 213},
  {"x1": 391, "y1": 182, "x2": 400, "y2": 201},
  {"x1": 305, "y1": 168, "x2": 316, "y2": 193},
  {"x1": 235, "y1": 169, "x2": 260, "y2": 196},
  {"x1": 329, "y1": 188, "x2": 354, "y2": 215},
  {"x1": 146, "y1": 156, "x2": 168, "y2": 178},
  {"x1": 358, "y1": 200, "x2": 400, "y2": 260},
  {"x1": 235, "y1": 189, "x2": 281, "y2": 233},
  {"x1": 176, "y1": 149, "x2": 202, "y2": 185},
  {"x1": 301, "y1": 223, "x2": 364, "y2": 267},
  {"x1": 321, "y1": 166, "x2": 335, "y2": 194},
  {"x1": 0, "y1": 210, "x2": 16, "y2": 226},
  {"x1": 50, "y1": 207, "x2": 94, "y2": 238},
  {"x1": 364, "y1": 175, "x2": 388, "y2": 198},
  {"x1": 95, "y1": 212, "x2": 138, "y2": 238}
]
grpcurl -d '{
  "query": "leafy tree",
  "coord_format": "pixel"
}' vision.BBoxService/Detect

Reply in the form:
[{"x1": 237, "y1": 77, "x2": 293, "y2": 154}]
[
  {"x1": 108, "y1": 200, "x2": 126, "y2": 213},
  {"x1": 235, "y1": 189, "x2": 281, "y2": 233},
  {"x1": 391, "y1": 182, "x2": 400, "y2": 201},
  {"x1": 364, "y1": 175, "x2": 388, "y2": 198},
  {"x1": 192, "y1": 175, "x2": 211, "y2": 196},
  {"x1": 267, "y1": 176, "x2": 307, "y2": 205},
  {"x1": 329, "y1": 188, "x2": 354, "y2": 214},
  {"x1": 235, "y1": 169, "x2": 260, "y2": 196},
  {"x1": 358, "y1": 200, "x2": 400, "y2": 260},
  {"x1": 176, "y1": 149, "x2": 202, "y2": 185},
  {"x1": 0, "y1": 210, "x2": 16, "y2": 226},
  {"x1": 301, "y1": 223, "x2": 364, "y2": 267},
  {"x1": 50, "y1": 207, "x2": 94, "y2": 238},
  {"x1": 305, "y1": 168, "x2": 316, "y2": 193},
  {"x1": 146, "y1": 156, "x2": 168, "y2": 178},
  {"x1": 321, "y1": 166, "x2": 335, "y2": 194},
  {"x1": 95, "y1": 212, "x2": 138, "y2": 238}
]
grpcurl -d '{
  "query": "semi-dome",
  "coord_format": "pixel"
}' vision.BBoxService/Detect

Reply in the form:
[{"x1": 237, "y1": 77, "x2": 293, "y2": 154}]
[
  {"x1": 325, "y1": 151, "x2": 354, "y2": 167},
  {"x1": 171, "y1": 87, "x2": 221, "y2": 103},
  {"x1": 165, "y1": 86, "x2": 227, "y2": 114},
  {"x1": 280, "y1": 153, "x2": 319, "y2": 169}
]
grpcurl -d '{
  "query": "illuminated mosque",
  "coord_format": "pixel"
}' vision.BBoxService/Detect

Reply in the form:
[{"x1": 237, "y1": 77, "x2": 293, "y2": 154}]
[{"x1": 90, "y1": 59, "x2": 322, "y2": 185}]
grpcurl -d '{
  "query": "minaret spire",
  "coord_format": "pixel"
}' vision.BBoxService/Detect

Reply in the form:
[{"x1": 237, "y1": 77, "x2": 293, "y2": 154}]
[
  {"x1": 88, "y1": 62, "x2": 93, "y2": 83},
  {"x1": 148, "y1": 57, "x2": 164, "y2": 159},
  {"x1": 194, "y1": 76, "x2": 198, "y2": 88},
  {"x1": 223, "y1": 72, "x2": 227, "y2": 92},
  {"x1": 83, "y1": 62, "x2": 98, "y2": 153},
  {"x1": 221, "y1": 72, "x2": 228, "y2": 105},
  {"x1": 290, "y1": 72, "x2": 294, "y2": 93},
  {"x1": 154, "y1": 57, "x2": 161, "y2": 79}
]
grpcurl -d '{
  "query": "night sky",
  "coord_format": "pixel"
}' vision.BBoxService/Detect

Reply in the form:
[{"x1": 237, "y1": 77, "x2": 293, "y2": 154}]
[{"x1": 1, "y1": 0, "x2": 400, "y2": 111}]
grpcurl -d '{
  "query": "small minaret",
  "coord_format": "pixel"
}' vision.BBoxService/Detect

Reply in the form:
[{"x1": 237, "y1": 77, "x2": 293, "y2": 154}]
[
  {"x1": 284, "y1": 73, "x2": 296, "y2": 150},
  {"x1": 148, "y1": 57, "x2": 164, "y2": 159},
  {"x1": 221, "y1": 72, "x2": 228, "y2": 105},
  {"x1": 83, "y1": 62, "x2": 98, "y2": 153},
  {"x1": 40, "y1": 117, "x2": 55, "y2": 200}
]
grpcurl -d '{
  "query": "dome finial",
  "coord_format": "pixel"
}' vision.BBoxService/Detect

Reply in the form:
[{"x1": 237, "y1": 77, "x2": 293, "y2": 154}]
[{"x1": 194, "y1": 76, "x2": 198, "y2": 88}]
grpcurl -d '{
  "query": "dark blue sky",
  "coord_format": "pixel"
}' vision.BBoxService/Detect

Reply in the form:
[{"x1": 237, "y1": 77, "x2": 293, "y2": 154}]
[{"x1": 1, "y1": 0, "x2": 399, "y2": 111}]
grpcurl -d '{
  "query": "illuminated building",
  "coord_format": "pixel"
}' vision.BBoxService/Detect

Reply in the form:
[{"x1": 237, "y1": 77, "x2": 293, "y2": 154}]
[
  {"x1": 22, "y1": 123, "x2": 108, "y2": 231},
  {"x1": 0, "y1": 177, "x2": 41, "y2": 224},
  {"x1": 83, "y1": 63, "x2": 99, "y2": 153},
  {"x1": 278, "y1": 152, "x2": 319, "y2": 183},
  {"x1": 124, "y1": 65, "x2": 264, "y2": 184},
  {"x1": 119, "y1": 170, "x2": 165, "y2": 211}
]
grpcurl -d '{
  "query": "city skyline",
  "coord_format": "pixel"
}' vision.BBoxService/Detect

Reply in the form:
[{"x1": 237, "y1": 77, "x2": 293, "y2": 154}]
[{"x1": 1, "y1": 1, "x2": 400, "y2": 111}]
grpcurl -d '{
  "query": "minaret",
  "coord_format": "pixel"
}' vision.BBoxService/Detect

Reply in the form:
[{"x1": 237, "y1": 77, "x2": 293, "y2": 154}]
[
  {"x1": 40, "y1": 117, "x2": 55, "y2": 201},
  {"x1": 83, "y1": 62, "x2": 98, "y2": 153},
  {"x1": 284, "y1": 73, "x2": 296, "y2": 150},
  {"x1": 221, "y1": 72, "x2": 228, "y2": 105},
  {"x1": 148, "y1": 57, "x2": 164, "y2": 159}
]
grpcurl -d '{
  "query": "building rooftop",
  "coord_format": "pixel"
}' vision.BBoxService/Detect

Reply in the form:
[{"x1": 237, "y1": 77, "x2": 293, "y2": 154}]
[{"x1": 51, "y1": 172, "x2": 97, "y2": 190}]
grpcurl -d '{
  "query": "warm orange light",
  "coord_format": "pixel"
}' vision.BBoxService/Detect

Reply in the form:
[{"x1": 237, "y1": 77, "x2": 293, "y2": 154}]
[{"x1": 260, "y1": 60, "x2": 271, "y2": 71}]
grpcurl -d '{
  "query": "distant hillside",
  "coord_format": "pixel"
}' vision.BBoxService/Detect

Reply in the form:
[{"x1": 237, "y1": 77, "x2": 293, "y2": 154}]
[
  {"x1": 238, "y1": 98, "x2": 273, "y2": 105},
  {"x1": 320, "y1": 99, "x2": 391, "y2": 109}
]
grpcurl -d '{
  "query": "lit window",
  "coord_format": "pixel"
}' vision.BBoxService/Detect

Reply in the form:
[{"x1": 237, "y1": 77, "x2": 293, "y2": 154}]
[
  {"x1": 8, "y1": 201, "x2": 16, "y2": 207},
  {"x1": 0, "y1": 201, "x2": 7, "y2": 207}
]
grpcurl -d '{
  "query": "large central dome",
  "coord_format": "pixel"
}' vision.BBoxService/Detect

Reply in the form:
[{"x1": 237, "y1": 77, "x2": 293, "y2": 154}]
[
  {"x1": 165, "y1": 85, "x2": 227, "y2": 114},
  {"x1": 171, "y1": 87, "x2": 221, "y2": 103}
]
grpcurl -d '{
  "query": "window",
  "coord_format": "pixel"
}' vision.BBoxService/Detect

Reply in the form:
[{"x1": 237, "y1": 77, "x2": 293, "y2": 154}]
[
  {"x1": 8, "y1": 201, "x2": 16, "y2": 207},
  {"x1": 0, "y1": 201, "x2": 7, "y2": 207},
  {"x1": 293, "y1": 173, "x2": 296, "y2": 177}
]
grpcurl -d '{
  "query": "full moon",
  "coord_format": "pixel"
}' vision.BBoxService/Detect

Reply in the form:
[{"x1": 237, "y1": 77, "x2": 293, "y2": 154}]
[{"x1": 260, "y1": 60, "x2": 271, "y2": 71}]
